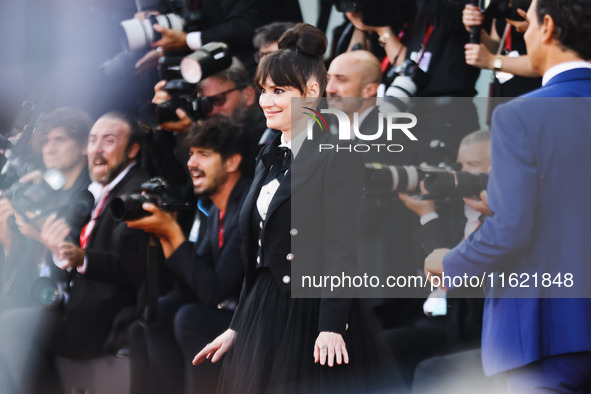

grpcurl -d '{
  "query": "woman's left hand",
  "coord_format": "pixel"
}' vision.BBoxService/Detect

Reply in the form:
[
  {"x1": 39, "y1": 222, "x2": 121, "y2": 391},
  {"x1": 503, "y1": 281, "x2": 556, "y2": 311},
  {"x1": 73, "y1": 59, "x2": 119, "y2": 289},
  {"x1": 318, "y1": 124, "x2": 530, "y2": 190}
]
[{"x1": 314, "y1": 331, "x2": 349, "y2": 367}]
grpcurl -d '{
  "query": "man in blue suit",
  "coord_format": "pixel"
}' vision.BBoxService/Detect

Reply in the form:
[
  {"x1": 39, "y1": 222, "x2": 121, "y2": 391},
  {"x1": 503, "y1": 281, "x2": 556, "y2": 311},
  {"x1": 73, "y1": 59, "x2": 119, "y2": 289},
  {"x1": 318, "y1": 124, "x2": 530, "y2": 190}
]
[{"x1": 425, "y1": 0, "x2": 591, "y2": 391}]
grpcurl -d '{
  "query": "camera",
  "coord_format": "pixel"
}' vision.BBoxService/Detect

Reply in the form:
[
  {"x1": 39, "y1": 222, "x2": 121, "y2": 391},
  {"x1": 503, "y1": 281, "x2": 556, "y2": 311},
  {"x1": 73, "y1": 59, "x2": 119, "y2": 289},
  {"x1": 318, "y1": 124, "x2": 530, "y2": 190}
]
[
  {"x1": 180, "y1": 42, "x2": 232, "y2": 84},
  {"x1": 28, "y1": 188, "x2": 95, "y2": 309},
  {"x1": 384, "y1": 59, "x2": 430, "y2": 100},
  {"x1": 154, "y1": 79, "x2": 213, "y2": 123},
  {"x1": 364, "y1": 163, "x2": 488, "y2": 200},
  {"x1": 4, "y1": 169, "x2": 66, "y2": 223},
  {"x1": 30, "y1": 276, "x2": 68, "y2": 309},
  {"x1": 334, "y1": 0, "x2": 412, "y2": 31},
  {"x1": 8, "y1": 179, "x2": 95, "y2": 309},
  {"x1": 479, "y1": 0, "x2": 531, "y2": 20},
  {"x1": 0, "y1": 101, "x2": 44, "y2": 190},
  {"x1": 110, "y1": 178, "x2": 189, "y2": 221},
  {"x1": 120, "y1": 0, "x2": 203, "y2": 51},
  {"x1": 153, "y1": 42, "x2": 232, "y2": 123}
]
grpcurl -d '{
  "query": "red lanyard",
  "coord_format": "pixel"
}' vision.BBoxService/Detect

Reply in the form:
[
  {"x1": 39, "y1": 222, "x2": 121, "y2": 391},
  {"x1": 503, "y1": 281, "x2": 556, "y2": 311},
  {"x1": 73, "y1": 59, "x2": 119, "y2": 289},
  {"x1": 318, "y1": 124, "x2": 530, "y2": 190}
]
[{"x1": 218, "y1": 210, "x2": 225, "y2": 249}]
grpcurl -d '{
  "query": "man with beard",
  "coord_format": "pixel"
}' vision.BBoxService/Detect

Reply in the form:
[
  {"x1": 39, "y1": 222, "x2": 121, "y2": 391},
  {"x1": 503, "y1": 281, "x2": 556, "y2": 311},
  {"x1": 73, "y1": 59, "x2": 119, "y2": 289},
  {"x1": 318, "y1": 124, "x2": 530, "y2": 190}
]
[
  {"x1": 0, "y1": 112, "x2": 150, "y2": 394},
  {"x1": 125, "y1": 115, "x2": 249, "y2": 394}
]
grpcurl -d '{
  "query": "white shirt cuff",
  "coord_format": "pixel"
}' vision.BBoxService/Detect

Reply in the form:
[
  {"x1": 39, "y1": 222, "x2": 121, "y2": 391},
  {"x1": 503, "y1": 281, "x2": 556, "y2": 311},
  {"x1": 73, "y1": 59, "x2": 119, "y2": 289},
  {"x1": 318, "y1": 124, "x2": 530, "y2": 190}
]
[
  {"x1": 77, "y1": 256, "x2": 88, "y2": 274},
  {"x1": 51, "y1": 253, "x2": 88, "y2": 274},
  {"x1": 52, "y1": 253, "x2": 70, "y2": 270},
  {"x1": 420, "y1": 212, "x2": 439, "y2": 225},
  {"x1": 186, "y1": 31, "x2": 202, "y2": 51}
]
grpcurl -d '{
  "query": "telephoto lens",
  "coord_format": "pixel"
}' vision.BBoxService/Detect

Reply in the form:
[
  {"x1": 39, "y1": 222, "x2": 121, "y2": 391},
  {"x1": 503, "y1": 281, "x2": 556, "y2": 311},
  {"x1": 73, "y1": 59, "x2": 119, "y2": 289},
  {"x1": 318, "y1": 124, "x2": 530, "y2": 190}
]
[{"x1": 110, "y1": 194, "x2": 155, "y2": 221}]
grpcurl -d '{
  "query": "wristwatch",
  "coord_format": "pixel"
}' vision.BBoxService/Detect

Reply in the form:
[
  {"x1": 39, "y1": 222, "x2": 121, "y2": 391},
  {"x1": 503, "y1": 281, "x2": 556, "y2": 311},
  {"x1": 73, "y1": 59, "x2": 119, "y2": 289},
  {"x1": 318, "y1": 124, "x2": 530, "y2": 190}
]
[
  {"x1": 378, "y1": 32, "x2": 392, "y2": 47},
  {"x1": 493, "y1": 55, "x2": 503, "y2": 71}
]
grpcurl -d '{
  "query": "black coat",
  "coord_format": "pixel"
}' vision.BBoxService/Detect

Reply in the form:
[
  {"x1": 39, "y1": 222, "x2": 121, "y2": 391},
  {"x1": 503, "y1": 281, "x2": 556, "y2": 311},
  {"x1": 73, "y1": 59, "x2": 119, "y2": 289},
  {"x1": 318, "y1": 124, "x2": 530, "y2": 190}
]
[
  {"x1": 165, "y1": 177, "x2": 250, "y2": 307},
  {"x1": 62, "y1": 165, "x2": 150, "y2": 352},
  {"x1": 234, "y1": 131, "x2": 364, "y2": 334}
]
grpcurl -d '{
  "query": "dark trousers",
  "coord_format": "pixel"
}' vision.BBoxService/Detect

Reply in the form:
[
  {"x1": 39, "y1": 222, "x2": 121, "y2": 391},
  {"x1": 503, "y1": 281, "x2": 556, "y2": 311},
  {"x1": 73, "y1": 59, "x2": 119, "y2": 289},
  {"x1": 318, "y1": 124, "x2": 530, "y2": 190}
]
[
  {"x1": 129, "y1": 291, "x2": 188, "y2": 394},
  {"x1": 129, "y1": 291, "x2": 233, "y2": 394},
  {"x1": 174, "y1": 303, "x2": 233, "y2": 394}
]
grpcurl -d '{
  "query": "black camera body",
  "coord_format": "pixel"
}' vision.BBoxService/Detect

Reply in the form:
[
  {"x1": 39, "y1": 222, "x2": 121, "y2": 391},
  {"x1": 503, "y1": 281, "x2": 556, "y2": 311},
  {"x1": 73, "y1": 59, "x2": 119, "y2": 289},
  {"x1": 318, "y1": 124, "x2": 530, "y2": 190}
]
[
  {"x1": 365, "y1": 163, "x2": 488, "y2": 200},
  {"x1": 167, "y1": 0, "x2": 202, "y2": 32},
  {"x1": 384, "y1": 59, "x2": 430, "y2": 98},
  {"x1": 334, "y1": 0, "x2": 412, "y2": 31},
  {"x1": 110, "y1": 178, "x2": 189, "y2": 221},
  {"x1": 479, "y1": 0, "x2": 531, "y2": 20},
  {"x1": 154, "y1": 79, "x2": 213, "y2": 123},
  {"x1": 153, "y1": 42, "x2": 232, "y2": 123}
]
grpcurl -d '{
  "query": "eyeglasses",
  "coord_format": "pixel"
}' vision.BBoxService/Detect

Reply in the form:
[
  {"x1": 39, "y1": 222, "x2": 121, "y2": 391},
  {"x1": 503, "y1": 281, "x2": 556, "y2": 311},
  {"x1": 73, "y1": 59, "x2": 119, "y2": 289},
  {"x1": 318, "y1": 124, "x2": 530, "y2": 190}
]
[
  {"x1": 254, "y1": 50, "x2": 274, "y2": 64},
  {"x1": 204, "y1": 87, "x2": 244, "y2": 107}
]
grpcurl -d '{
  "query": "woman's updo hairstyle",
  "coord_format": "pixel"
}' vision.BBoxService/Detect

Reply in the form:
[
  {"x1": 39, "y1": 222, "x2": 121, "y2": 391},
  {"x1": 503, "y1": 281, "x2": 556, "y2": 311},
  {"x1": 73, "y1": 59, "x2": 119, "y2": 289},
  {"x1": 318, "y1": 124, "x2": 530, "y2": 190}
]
[{"x1": 254, "y1": 23, "x2": 327, "y2": 95}]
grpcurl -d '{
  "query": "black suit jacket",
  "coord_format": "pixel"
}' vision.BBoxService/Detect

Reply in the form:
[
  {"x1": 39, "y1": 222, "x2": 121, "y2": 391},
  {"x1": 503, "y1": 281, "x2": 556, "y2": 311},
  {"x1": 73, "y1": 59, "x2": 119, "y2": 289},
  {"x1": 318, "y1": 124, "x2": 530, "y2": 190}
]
[
  {"x1": 63, "y1": 165, "x2": 150, "y2": 349},
  {"x1": 358, "y1": 106, "x2": 420, "y2": 292},
  {"x1": 165, "y1": 177, "x2": 249, "y2": 307},
  {"x1": 233, "y1": 131, "x2": 364, "y2": 334},
  {"x1": 199, "y1": 0, "x2": 260, "y2": 74},
  {"x1": 413, "y1": 201, "x2": 483, "y2": 347}
]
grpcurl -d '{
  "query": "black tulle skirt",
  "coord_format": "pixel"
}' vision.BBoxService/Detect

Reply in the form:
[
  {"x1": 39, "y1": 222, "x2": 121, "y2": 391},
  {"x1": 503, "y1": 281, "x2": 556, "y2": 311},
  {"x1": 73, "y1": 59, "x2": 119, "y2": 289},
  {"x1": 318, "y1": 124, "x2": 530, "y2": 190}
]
[{"x1": 216, "y1": 270, "x2": 405, "y2": 394}]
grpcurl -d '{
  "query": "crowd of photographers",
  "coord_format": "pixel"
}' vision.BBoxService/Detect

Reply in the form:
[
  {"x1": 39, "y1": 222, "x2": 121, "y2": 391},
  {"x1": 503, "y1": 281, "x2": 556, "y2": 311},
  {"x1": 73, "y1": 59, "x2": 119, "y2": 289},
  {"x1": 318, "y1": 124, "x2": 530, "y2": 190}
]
[{"x1": 0, "y1": 0, "x2": 564, "y2": 392}]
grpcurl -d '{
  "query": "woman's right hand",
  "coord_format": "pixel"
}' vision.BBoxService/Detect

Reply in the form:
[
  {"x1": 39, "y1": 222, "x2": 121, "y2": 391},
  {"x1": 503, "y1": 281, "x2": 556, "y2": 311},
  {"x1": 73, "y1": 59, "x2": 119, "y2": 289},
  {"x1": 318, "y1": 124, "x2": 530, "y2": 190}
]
[{"x1": 193, "y1": 329, "x2": 236, "y2": 365}]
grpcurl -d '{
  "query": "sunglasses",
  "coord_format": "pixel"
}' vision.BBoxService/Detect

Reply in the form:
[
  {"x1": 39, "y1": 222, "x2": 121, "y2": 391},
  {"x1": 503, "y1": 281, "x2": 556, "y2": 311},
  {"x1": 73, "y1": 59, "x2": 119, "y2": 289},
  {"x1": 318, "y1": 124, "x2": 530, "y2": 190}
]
[{"x1": 204, "y1": 87, "x2": 245, "y2": 107}]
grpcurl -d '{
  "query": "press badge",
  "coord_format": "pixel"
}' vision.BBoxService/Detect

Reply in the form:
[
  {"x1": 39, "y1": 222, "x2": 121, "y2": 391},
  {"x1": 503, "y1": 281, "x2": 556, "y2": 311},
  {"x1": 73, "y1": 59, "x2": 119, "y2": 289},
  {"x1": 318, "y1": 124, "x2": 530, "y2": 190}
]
[
  {"x1": 496, "y1": 50, "x2": 520, "y2": 84},
  {"x1": 410, "y1": 51, "x2": 432, "y2": 72}
]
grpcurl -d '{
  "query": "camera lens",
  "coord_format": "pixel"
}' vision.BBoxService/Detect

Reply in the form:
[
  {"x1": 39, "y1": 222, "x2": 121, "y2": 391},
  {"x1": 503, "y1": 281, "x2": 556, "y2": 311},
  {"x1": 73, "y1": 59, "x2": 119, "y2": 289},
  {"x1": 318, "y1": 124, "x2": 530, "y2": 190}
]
[
  {"x1": 119, "y1": 13, "x2": 185, "y2": 51},
  {"x1": 364, "y1": 164, "x2": 423, "y2": 195},
  {"x1": 30, "y1": 277, "x2": 63, "y2": 309},
  {"x1": 110, "y1": 194, "x2": 153, "y2": 221}
]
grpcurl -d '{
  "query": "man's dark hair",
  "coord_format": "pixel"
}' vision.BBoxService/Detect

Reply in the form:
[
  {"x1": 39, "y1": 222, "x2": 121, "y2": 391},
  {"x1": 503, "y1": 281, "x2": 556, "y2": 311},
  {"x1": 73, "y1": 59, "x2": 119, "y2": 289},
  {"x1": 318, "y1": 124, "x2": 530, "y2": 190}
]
[
  {"x1": 184, "y1": 115, "x2": 247, "y2": 172},
  {"x1": 102, "y1": 111, "x2": 145, "y2": 160},
  {"x1": 35, "y1": 107, "x2": 93, "y2": 148},
  {"x1": 535, "y1": 0, "x2": 591, "y2": 60},
  {"x1": 253, "y1": 21, "x2": 297, "y2": 49}
]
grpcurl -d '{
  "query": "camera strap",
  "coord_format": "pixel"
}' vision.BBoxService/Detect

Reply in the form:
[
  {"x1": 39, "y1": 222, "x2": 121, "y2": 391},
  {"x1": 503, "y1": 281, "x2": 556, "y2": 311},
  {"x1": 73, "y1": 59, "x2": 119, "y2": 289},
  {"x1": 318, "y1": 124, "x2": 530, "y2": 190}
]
[
  {"x1": 137, "y1": 234, "x2": 160, "y2": 325},
  {"x1": 413, "y1": 22, "x2": 435, "y2": 69},
  {"x1": 79, "y1": 190, "x2": 109, "y2": 248}
]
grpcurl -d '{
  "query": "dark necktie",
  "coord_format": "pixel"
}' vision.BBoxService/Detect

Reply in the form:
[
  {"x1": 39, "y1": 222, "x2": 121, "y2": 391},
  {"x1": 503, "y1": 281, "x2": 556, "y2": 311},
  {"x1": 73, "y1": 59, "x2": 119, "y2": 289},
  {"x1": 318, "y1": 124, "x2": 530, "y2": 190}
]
[{"x1": 264, "y1": 146, "x2": 292, "y2": 185}]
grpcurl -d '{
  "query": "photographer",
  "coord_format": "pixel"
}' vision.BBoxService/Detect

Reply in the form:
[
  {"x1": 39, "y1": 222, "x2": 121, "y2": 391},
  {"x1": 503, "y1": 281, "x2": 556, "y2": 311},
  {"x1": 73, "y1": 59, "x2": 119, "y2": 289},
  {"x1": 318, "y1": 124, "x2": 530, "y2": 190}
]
[
  {"x1": 383, "y1": 130, "x2": 490, "y2": 385},
  {"x1": 343, "y1": 0, "x2": 481, "y2": 166},
  {"x1": 326, "y1": 50, "x2": 421, "y2": 327},
  {"x1": 462, "y1": 2, "x2": 542, "y2": 98},
  {"x1": 0, "y1": 107, "x2": 92, "y2": 312},
  {"x1": 0, "y1": 112, "x2": 152, "y2": 394},
  {"x1": 135, "y1": 0, "x2": 261, "y2": 75},
  {"x1": 151, "y1": 57, "x2": 266, "y2": 178},
  {"x1": 126, "y1": 116, "x2": 249, "y2": 394}
]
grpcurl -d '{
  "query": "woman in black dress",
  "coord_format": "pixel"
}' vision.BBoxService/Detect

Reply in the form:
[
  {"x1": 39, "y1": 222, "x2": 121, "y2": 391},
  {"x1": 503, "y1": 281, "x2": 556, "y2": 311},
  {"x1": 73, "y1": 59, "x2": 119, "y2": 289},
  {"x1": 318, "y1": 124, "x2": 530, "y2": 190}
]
[{"x1": 193, "y1": 23, "x2": 402, "y2": 393}]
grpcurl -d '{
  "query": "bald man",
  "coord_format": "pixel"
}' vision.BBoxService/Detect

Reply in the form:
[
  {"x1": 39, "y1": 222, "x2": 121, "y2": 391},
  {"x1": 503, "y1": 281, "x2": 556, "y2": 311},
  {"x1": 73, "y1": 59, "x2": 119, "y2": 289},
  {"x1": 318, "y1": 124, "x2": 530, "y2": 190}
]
[
  {"x1": 326, "y1": 50, "x2": 383, "y2": 122},
  {"x1": 327, "y1": 51, "x2": 421, "y2": 326}
]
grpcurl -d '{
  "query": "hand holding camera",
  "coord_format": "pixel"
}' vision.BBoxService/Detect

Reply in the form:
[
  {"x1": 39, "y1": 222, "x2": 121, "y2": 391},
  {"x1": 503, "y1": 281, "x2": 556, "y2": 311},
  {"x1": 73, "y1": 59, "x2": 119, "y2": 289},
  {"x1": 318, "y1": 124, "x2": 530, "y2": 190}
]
[
  {"x1": 125, "y1": 203, "x2": 184, "y2": 259},
  {"x1": 152, "y1": 24, "x2": 188, "y2": 52},
  {"x1": 151, "y1": 80, "x2": 193, "y2": 133},
  {"x1": 463, "y1": 190, "x2": 492, "y2": 216}
]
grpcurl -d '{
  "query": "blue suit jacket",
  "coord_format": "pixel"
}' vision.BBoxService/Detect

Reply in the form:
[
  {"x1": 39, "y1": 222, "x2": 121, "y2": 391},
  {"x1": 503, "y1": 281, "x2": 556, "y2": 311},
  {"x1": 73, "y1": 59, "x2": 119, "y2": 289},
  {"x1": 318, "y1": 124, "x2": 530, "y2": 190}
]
[{"x1": 443, "y1": 67, "x2": 591, "y2": 375}]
